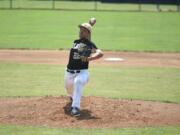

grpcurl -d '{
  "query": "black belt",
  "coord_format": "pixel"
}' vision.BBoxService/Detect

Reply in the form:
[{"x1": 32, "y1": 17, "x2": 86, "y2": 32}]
[{"x1": 67, "y1": 69, "x2": 80, "y2": 74}]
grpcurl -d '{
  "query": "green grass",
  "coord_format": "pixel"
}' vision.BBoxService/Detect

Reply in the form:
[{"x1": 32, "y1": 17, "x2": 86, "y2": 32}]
[
  {"x1": 0, "y1": 124, "x2": 179, "y2": 135},
  {"x1": 89, "y1": 66, "x2": 180, "y2": 103},
  {"x1": 0, "y1": 63, "x2": 66, "y2": 97},
  {"x1": 0, "y1": 62, "x2": 180, "y2": 134},
  {"x1": 0, "y1": 63, "x2": 180, "y2": 103},
  {"x1": 0, "y1": 10, "x2": 180, "y2": 52}
]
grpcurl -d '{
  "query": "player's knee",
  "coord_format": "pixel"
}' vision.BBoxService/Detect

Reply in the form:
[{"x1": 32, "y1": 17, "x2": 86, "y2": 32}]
[{"x1": 74, "y1": 77, "x2": 83, "y2": 85}]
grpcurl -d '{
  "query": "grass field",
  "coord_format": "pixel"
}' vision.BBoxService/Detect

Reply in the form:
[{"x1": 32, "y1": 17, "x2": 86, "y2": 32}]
[
  {"x1": 0, "y1": 5, "x2": 180, "y2": 135},
  {"x1": 0, "y1": 124, "x2": 180, "y2": 135},
  {"x1": 0, "y1": 10, "x2": 180, "y2": 52},
  {"x1": 0, "y1": 63, "x2": 179, "y2": 103},
  {"x1": 1, "y1": 63, "x2": 180, "y2": 134}
]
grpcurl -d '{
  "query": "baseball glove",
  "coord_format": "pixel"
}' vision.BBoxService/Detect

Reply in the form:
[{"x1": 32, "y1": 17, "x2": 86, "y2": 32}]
[{"x1": 78, "y1": 44, "x2": 92, "y2": 62}]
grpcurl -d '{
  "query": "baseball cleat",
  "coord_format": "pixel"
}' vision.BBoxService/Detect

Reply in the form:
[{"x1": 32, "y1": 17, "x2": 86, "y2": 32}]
[{"x1": 71, "y1": 107, "x2": 80, "y2": 117}]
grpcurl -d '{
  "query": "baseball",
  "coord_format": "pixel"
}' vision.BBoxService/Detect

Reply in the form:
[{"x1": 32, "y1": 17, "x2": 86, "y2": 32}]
[{"x1": 89, "y1": 17, "x2": 96, "y2": 26}]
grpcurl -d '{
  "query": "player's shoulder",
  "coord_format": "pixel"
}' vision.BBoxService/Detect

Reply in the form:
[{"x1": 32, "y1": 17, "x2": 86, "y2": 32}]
[
  {"x1": 82, "y1": 38, "x2": 96, "y2": 46},
  {"x1": 88, "y1": 40, "x2": 95, "y2": 46},
  {"x1": 74, "y1": 39, "x2": 81, "y2": 43},
  {"x1": 74, "y1": 38, "x2": 97, "y2": 49}
]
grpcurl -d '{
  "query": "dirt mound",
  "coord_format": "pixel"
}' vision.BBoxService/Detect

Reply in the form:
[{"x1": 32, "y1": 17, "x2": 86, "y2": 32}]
[{"x1": 0, "y1": 96, "x2": 180, "y2": 128}]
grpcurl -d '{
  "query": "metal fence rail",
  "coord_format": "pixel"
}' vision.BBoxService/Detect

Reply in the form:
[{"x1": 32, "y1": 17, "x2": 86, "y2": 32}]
[{"x1": 0, "y1": 0, "x2": 179, "y2": 12}]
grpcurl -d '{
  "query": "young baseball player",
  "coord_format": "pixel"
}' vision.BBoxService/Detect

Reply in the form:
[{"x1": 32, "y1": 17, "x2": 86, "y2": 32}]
[{"x1": 64, "y1": 18, "x2": 103, "y2": 117}]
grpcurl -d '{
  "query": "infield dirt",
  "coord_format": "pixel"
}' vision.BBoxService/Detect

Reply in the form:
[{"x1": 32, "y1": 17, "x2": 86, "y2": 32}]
[
  {"x1": 0, "y1": 96, "x2": 180, "y2": 128},
  {"x1": 0, "y1": 49, "x2": 180, "y2": 68}
]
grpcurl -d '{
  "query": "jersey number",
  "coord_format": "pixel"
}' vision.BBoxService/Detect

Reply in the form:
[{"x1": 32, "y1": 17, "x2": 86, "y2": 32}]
[{"x1": 73, "y1": 52, "x2": 80, "y2": 60}]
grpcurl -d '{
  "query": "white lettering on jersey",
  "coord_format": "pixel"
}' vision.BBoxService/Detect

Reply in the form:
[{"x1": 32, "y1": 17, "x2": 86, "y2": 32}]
[
  {"x1": 73, "y1": 52, "x2": 80, "y2": 60},
  {"x1": 73, "y1": 43, "x2": 86, "y2": 50},
  {"x1": 72, "y1": 43, "x2": 87, "y2": 60}
]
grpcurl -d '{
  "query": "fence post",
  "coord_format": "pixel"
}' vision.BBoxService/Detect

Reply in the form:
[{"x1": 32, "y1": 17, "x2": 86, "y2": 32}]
[
  {"x1": 138, "y1": 0, "x2": 141, "y2": 11},
  {"x1": 10, "y1": 0, "x2": 13, "y2": 9},
  {"x1": 52, "y1": 0, "x2": 55, "y2": 9},
  {"x1": 94, "y1": 0, "x2": 97, "y2": 11},
  {"x1": 156, "y1": 0, "x2": 160, "y2": 12}
]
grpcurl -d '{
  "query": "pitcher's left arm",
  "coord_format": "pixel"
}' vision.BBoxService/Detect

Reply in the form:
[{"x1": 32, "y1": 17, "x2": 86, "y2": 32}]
[{"x1": 88, "y1": 48, "x2": 103, "y2": 61}]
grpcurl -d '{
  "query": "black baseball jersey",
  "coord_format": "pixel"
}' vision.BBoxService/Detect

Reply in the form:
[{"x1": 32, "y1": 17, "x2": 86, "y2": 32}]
[{"x1": 67, "y1": 38, "x2": 97, "y2": 70}]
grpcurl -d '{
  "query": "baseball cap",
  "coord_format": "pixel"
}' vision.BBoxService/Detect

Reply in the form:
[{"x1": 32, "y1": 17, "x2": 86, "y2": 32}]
[{"x1": 79, "y1": 23, "x2": 92, "y2": 33}]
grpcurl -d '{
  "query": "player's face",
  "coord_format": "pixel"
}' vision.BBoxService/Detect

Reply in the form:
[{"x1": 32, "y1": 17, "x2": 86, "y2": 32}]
[{"x1": 79, "y1": 27, "x2": 90, "y2": 39}]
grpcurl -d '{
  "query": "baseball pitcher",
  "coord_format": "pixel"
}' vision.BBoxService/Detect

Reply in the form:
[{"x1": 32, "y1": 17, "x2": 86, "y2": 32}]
[{"x1": 64, "y1": 18, "x2": 103, "y2": 117}]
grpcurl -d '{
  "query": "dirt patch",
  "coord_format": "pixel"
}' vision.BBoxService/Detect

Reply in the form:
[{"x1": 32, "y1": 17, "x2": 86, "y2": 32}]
[
  {"x1": 0, "y1": 96, "x2": 180, "y2": 128},
  {"x1": 0, "y1": 49, "x2": 180, "y2": 68}
]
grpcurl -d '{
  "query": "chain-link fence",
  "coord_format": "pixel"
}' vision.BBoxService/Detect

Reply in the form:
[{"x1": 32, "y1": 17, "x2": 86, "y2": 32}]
[{"x1": 0, "y1": 0, "x2": 179, "y2": 12}]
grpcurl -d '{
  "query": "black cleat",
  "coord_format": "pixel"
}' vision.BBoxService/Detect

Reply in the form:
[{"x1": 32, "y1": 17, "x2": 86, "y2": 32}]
[{"x1": 71, "y1": 107, "x2": 80, "y2": 117}]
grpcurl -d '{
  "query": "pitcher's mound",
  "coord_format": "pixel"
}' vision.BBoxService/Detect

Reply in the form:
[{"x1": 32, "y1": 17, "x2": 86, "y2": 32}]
[{"x1": 0, "y1": 96, "x2": 180, "y2": 128}]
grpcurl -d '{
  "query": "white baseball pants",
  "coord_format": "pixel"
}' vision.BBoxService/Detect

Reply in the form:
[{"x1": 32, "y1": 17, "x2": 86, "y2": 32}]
[{"x1": 64, "y1": 69, "x2": 89, "y2": 109}]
